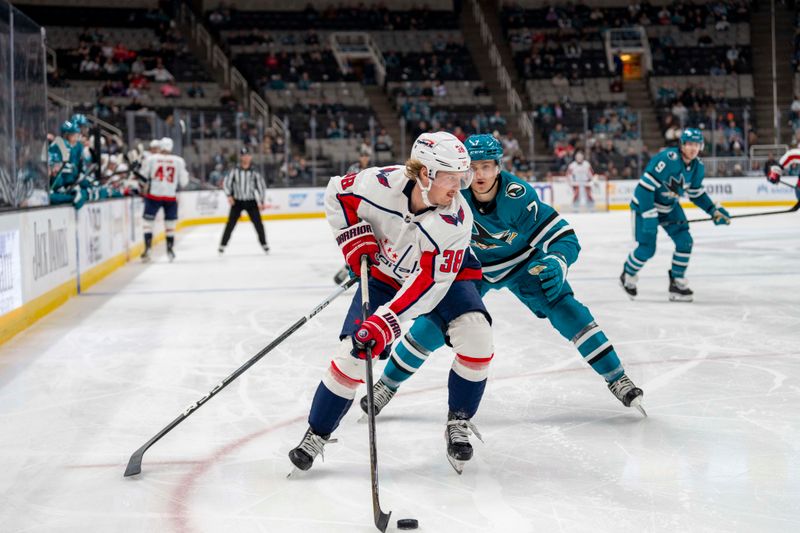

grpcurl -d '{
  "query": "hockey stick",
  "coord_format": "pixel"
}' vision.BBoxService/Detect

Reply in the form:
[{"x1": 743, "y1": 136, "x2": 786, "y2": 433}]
[
  {"x1": 678, "y1": 201, "x2": 800, "y2": 224},
  {"x1": 360, "y1": 257, "x2": 393, "y2": 532},
  {"x1": 124, "y1": 277, "x2": 358, "y2": 477}
]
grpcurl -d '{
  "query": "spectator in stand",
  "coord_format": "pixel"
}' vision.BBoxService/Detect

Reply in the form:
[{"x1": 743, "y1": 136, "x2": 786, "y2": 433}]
[
  {"x1": 160, "y1": 80, "x2": 181, "y2": 98},
  {"x1": 548, "y1": 123, "x2": 567, "y2": 148},
  {"x1": 375, "y1": 129, "x2": 393, "y2": 154},
  {"x1": 187, "y1": 83, "x2": 205, "y2": 98},
  {"x1": 144, "y1": 59, "x2": 174, "y2": 82}
]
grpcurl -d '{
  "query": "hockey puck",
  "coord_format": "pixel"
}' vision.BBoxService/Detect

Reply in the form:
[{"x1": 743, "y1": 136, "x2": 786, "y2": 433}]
[{"x1": 397, "y1": 518, "x2": 419, "y2": 530}]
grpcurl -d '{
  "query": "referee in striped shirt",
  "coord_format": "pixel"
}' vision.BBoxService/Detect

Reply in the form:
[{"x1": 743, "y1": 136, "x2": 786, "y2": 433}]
[{"x1": 218, "y1": 147, "x2": 270, "y2": 254}]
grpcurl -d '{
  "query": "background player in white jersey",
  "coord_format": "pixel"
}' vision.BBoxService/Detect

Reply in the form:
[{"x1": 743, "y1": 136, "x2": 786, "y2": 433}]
[
  {"x1": 139, "y1": 137, "x2": 189, "y2": 262},
  {"x1": 565, "y1": 151, "x2": 596, "y2": 208},
  {"x1": 289, "y1": 132, "x2": 494, "y2": 474}
]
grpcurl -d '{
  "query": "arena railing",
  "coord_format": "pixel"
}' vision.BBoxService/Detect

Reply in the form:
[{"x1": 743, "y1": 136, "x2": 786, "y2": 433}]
[{"x1": 469, "y1": 0, "x2": 533, "y2": 153}]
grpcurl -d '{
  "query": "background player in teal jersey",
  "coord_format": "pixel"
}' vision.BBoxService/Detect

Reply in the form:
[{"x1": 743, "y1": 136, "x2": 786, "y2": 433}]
[
  {"x1": 48, "y1": 120, "x2": 84, "y2": 205},
  {"x1": 620, "y1": 128, "x2": 731, "y2": 302},
  {"x1": 359, "y1": 134, "x2": 646, "y2": 433}
]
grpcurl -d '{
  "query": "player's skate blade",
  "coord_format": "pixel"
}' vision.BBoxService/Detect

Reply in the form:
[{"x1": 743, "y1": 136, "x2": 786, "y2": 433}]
[
  {"x1": 668, "y1": 271, "x2": 693, "y2": 302},
  {"x1": 608, "y1": 375, "x2": 646, "y2": 417},
  {"x1": 287, "y1": 428, "x2": 336, "y2": 474},
  {"x1": 630, "y1": 396, "x2": 648, "y2": 417},
  {"x1": 445, "y1": 413, "x2": 482, "y2": 475},
  {"x1": 619, "y1": 271, "x2": 637, "y2": 300}
]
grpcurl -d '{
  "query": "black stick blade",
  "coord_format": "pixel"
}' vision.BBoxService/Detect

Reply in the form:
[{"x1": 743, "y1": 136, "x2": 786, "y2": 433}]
[
  {"x1": 124, "y1": 447, "x2": 146, "y2": 477},
  {"x1": 375, "y1": 510, "x2": 391, "y2": 532}
]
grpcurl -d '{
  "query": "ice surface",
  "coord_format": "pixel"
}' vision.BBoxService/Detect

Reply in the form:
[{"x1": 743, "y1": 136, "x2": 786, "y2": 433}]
[{"x1": 1, "y1": 211, "x2": 799, "y2": 532}]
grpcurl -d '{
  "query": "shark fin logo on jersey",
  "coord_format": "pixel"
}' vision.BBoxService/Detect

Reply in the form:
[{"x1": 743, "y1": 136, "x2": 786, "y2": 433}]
[
  {"x1": 471, "y1": 221, "x2": 517, "y2": 250},
  {"x1": 667, "y1": 151, "x2": 678, "y2": 160},
  {"x1": 375, "y1": 167, "x2": 397, "y2": 188},
  {"x1": 440, "y1": 206, "x2": 465, "y2": 226},
  {"x1": 664, "y1": 175, "x2": 685, "y2": 198},
  {"x1": 505, "y1": 182, "x2": 526, "y2": 199}
]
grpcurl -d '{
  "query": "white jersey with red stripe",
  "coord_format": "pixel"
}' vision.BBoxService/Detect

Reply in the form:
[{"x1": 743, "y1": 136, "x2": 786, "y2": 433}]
[
  {"x1": 141, "y1": 153, "x2": 189, "y2": 201},
  {"x1": 326, "y1": 165, "x2": 481, "y2": 322},
  {"x1": 566, "y1": 160, "x2": 594, "y2": 184}
]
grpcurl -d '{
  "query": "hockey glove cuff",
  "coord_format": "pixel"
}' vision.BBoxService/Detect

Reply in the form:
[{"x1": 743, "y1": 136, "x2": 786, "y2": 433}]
[
  {"x1": 352, "y1": 306, "x2": 401, "y2": 359},
  {"x1": 529, "y1": 254, "x2": 568, "y2": 302},
  {"x1": 335, "y1": 221, "x2": 380, "y2": 275}
]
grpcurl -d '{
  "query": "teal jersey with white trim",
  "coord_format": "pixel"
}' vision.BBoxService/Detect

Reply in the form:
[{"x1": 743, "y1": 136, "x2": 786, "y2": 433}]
[
  {"x1": 633, "y1": 147, "x2": 715, "y2": 216},
  {"x1": 462, "y1": 171, "x2": 580, "y2": 284}
]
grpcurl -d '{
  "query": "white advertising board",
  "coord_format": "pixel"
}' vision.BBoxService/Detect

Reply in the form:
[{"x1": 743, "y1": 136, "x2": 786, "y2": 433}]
[
  {"x1": 76, "y1": 198, "x2": 131, "y2": 272},
  {"x1": 19, "y1": 206, "x2": 77, "y2": 302},
  {"x1": 606, "y1": 177, "x2": 798, "y2": 207},
  {"x1": 178, "y1": 187, "x2": 328, "y2": 220},
  {"x1": 0, "y1": 212, "x2": 23, "y2": 314}
]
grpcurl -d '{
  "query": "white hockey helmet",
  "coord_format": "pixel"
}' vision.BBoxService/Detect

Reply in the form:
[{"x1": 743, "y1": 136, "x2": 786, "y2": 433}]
[
  {"x1": 160, "y1": 137, "x2": 174, "y2": 153},
  {"x1": 410, "y1": 131, "x2": 473, "y2": 190},
  {"x1": 149, "y1": 139, "x2": 161, "y2": 151}
]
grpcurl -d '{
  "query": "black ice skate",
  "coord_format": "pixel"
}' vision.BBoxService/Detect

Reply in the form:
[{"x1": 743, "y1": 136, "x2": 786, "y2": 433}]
[
  {"x1": 262, "y1": 243, "x2": 270, "y2": 254},
  {"x1": 445, "y1": 412, "x2": 483, "y2": 474},
  {"x1": 608, "y1": 374, "x2": 646, "y2": 417},
  {"x1": 359, "y1": 380, "x2": 397, "y2": 420},
  {"x1": 218, "y1": 245, "x2": 225, "y2": 256},
  {"x1": 288, "y1": 427, "x2": 337, "y2": 475},
  {"x1": 619, "y1": 271, "x2": 637, "y2": 299},
  {"x1": 668, "y1": 271, "x2": 693, "y2": 302},
  {"x1": 166, "y1": 248, "x2": 176, "y2": 262},
  {"x1": 333, "y1": 266, "x2": 350, "y2": 285},
  {"x1": 140, "y1": 248, "x2": 152, "y2": 263}
]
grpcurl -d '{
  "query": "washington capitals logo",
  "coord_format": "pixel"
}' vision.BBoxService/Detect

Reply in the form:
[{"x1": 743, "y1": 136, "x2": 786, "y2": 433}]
[
  {"x1": 471, "y1": 221, "x2": 517, "y2": 250},
  {"x1": 375, "y1": 167, "x2": 397, "y2": 188},
  {"x1": 415, "y1": 138, "x2": 435, "y2": 148},
  {"x1": 440, "y1": 206, "x2": 465, "y2": 226}
]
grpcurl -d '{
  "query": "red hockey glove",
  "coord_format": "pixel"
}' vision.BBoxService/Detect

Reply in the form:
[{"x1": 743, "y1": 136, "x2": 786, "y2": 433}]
[
  {"x1": 335, "y1": 221, "x2": 380, "y2": 276},
  {"x1": 352, "y1": 307, "x2": 401, "y2": 359},
  {"x1": 767, "y1": 165, "x2": 783, "y2": 184}
]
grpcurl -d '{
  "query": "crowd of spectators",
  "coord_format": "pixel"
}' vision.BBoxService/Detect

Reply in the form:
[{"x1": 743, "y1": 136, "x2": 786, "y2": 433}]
[
  {"x1": 655, "y1": 83, "x2": 754, "y2": 156},
  {"x1": 502, "y1": 1, "x2": 750, "y2": 31},
  {"x1": 207, "y1": 3, "x2": 459, "y2": 31}
]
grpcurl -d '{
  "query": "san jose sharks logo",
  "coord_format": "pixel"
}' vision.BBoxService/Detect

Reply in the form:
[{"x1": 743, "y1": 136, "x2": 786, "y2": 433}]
[
  {"x1": 505, "y1": 182, "x2": 526, "y2": 199},
  {"x1": 471, "y1": 221, "x2": 517, "y2": 250},
  {"x1": 440, "y1": 206, "x2": 465, "y2": 226},
  {"x1": 664, "y1": 175, "x2": 685, "y2": 198},
  {"x1": 374, "y1": 167, "x2": 397, "y2": 188}
]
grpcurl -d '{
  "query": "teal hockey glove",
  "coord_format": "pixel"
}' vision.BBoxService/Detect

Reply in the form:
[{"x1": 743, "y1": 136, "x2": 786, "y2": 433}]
[
  {"x1": 712, "y1": 206, "x2": 731, "y2": 225},
  {"x1": 529, "y1": 254, "x2": 568, "y2": 302}
]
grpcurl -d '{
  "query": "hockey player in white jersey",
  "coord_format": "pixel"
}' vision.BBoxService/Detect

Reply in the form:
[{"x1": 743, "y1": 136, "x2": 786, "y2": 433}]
[
  {"x1": 139, "y1": 137, "x2": 189, "y2": 262},
  {"x1": 566, "y1": 151, "x2": 596, "y2": 208},
  {"x1": 289, "y1": 132, "x2": 494, "y2": 474},
  {"x1": 766, "y1": 148, "x2": 800, "y2": 202}
]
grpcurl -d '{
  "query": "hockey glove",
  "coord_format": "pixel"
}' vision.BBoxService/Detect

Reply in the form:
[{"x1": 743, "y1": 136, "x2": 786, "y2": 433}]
[
  {"x1": 767, "y1": 165, "x2": 783, "y2": 184},
  {"x1": 529, "y1": 254, "x2": 568, "y2": 302},
  {"x1": 334, "y1": 221, "x2": 380, "y2": 276},
  {"x1": 712, "y1": 206, "x2": 731, "y2": 225},
  {"x1": 352, "y1": 307, "x2": 401, "y2": 359}
]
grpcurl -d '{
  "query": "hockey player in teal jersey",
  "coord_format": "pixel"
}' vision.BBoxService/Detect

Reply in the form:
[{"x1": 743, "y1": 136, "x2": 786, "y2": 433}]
[
  {"x1": 48, "y1": 120, "x2": 84, "y2": 205},
  {"x1": 620, "y1": 128, "x2": 731, "y2": 302},
  {"x1": 359, "y1": 134, "x2": 646, "y2": 437}
]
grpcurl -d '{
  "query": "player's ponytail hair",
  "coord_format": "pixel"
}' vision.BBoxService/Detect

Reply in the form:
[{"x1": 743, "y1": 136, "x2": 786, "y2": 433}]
[{"x1": 404, "y1": 158, "x2": 425, "y2": 182}]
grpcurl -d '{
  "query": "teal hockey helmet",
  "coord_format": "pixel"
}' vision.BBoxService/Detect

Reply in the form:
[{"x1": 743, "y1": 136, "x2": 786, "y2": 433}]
[
  {"x1": 680, "y1": 128, "x2": 704, "y2": 147},
  {"x1": 60, "y1": 120, "x2": 80, "y2": 135},
  {"x1": 465, "y1": 134, "x2": 503, "y2": 164},
  {"x1": 70, "y1": 113, "x2": 89, "y2": 127}
]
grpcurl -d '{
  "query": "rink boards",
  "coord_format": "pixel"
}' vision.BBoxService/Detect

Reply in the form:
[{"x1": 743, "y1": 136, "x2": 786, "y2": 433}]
[{"x1": 0, "y1": 178, "x2": 795, "y2": 345}]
